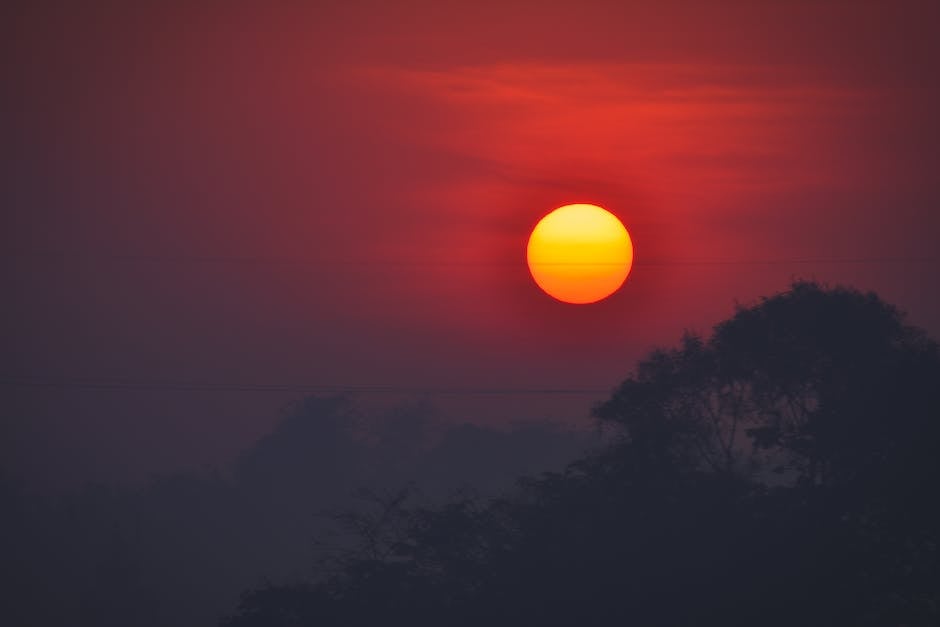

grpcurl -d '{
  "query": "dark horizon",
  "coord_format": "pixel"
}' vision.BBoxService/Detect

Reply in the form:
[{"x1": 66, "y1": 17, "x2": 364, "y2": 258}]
[{"x1": 4, "y1": 281, "x2": 940, "y2": 625}]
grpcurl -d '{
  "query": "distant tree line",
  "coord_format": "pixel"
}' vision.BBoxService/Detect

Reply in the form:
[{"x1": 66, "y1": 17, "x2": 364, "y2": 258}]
[
  {"x1": 222, "y1": 281, "x2": 940, "y2": 626},
  {"x1": 1, "y1": 399, "x2": 589, "y2": 626}
]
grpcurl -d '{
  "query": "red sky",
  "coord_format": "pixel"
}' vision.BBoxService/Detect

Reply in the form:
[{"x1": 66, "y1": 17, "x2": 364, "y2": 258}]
[{"x1": 3, "y1": 0, "x2": 939, "y2": 486}]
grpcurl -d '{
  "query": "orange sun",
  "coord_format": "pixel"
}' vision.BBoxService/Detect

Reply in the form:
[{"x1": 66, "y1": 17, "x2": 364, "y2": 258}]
[{"x1": 526, "y1": 203, "x2": 634, "y2": 304}]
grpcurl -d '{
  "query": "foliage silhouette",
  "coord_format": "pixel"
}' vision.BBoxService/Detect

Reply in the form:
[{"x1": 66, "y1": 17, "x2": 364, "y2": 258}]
[
  {"x1": 223, "y1": 281, "x2": 940, "y2": 626},
  {"x1": 1, "y1": 398, "x2": 588, "y2": 626}
]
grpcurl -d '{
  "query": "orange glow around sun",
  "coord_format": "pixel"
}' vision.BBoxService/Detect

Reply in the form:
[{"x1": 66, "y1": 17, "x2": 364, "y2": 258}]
[{"x1": 526, "y1": 204, "x2": 634, "y2": 304}]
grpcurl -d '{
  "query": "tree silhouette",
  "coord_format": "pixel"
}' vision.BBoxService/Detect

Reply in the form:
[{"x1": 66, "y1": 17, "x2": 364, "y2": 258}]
[
  {"x1": 223, "y1": 281, "x2": 940, "y2": 626},
  {"x1": 2, "y1": 392, "x2": 590, "y2": 625},
  {"x1": 596, "y1": 280, "x2": 940, "y2": 487}
]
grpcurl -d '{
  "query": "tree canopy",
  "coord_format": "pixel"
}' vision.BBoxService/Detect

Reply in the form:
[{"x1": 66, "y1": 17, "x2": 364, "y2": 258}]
[{"x1": 222, "y1": 282, "x2": 940, "y2": 627}]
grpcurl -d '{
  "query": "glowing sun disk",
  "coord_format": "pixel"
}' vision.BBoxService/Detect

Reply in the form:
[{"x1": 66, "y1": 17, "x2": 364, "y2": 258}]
[{"x1": 526, "y1": 203, "x2": 634, "y2": 304}]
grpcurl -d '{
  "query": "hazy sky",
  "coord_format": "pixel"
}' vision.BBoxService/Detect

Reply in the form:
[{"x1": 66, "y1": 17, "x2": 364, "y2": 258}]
[{"x1": 4, "y1": 0, "x2": 939, "y2": 487}]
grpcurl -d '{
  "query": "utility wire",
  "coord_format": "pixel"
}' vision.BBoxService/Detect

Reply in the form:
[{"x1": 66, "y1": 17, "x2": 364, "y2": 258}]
[
  {"x1": 0, "y1": 374, "x2": 611, "y2": 395},
  {"x1": 3, "y1": 252, "x2": 937, "y2": 267}
]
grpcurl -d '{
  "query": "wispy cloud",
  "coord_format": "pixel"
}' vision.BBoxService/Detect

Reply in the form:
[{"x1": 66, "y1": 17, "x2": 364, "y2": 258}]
[{"x1": 364, "y1": 62, "x2": 874, "y2": 214}]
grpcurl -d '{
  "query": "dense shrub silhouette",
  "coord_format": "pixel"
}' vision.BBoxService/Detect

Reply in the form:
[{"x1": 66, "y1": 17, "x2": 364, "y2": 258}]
[{"x1": 223, "y1": 282, "x2": 940, "y2": 626}]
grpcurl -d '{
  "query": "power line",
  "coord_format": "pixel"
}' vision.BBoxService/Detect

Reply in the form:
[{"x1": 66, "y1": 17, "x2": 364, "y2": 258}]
[
  {"x1": 636, "y1": 257, "x2": 938, "y2": 266},
  {"x1": 3, "y1": 251, "x2": 937, "y2": 268},
  {"x1": 0, "y1": 375, "x2": 611, "y2": 396}
]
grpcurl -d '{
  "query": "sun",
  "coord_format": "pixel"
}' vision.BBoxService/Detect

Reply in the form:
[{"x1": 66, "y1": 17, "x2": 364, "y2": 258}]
[{"x1": 526, "y1": 203, "x2": 634, "y2": 304}]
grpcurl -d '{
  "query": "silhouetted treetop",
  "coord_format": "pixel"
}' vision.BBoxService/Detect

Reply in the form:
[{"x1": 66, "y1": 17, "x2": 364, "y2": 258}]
[
  {"x1": 594, "y1": 280, "x2": 940, "y2": 488},
  {"x1": 223, "y1": 282, "x2": 940, "y2": 627}
]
